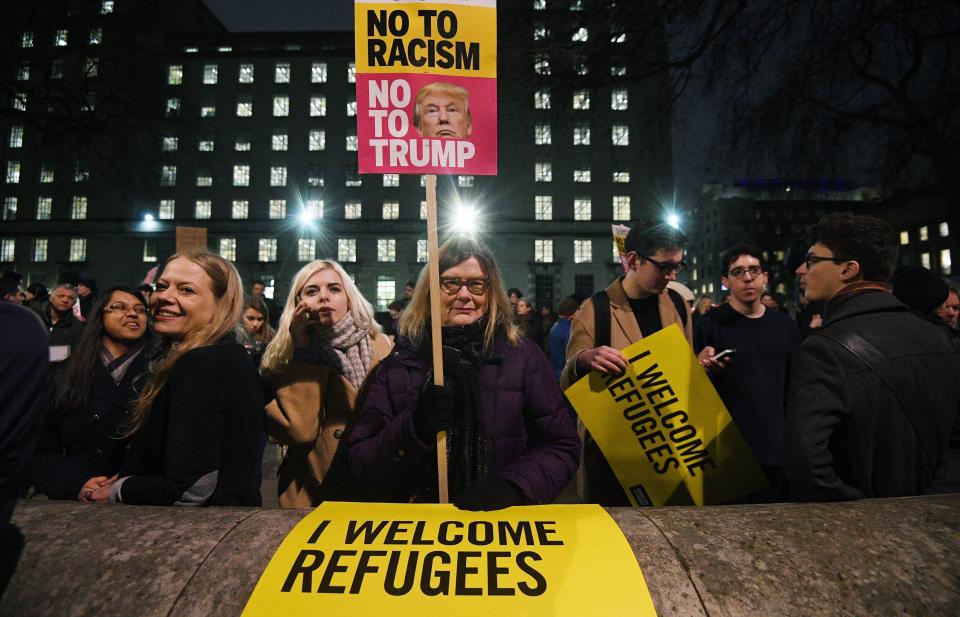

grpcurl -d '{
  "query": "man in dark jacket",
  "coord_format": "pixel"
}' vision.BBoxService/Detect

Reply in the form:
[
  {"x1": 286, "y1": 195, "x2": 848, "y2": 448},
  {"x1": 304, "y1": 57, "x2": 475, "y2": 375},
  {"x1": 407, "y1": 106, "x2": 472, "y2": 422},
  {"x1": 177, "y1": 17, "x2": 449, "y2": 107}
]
[
  {"x1": 784, "y1": 212, "x2": 960, "y2": 500},
  {"x1": 39, "y1": 283, "x2": 84, "y2": 361}
]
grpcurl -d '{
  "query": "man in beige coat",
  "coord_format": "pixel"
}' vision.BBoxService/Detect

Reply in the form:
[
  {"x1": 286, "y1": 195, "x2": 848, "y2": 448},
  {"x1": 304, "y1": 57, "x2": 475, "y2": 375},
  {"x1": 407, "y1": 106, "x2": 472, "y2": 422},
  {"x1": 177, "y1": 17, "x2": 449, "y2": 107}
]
[{"x1": 560, "y1": 222, "x2": 693, "y2": 505}]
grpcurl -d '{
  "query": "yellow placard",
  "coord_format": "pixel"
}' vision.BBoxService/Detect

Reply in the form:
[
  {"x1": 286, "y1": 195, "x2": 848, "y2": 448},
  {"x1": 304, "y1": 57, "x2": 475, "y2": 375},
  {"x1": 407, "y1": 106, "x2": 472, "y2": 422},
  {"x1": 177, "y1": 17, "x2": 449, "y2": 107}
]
[
  {"x1": 241, "y1": 502, "x2": 657, "y2": 616},
  {"x1": 566, "y1": 325, "x2": 767, "y2": 506}
]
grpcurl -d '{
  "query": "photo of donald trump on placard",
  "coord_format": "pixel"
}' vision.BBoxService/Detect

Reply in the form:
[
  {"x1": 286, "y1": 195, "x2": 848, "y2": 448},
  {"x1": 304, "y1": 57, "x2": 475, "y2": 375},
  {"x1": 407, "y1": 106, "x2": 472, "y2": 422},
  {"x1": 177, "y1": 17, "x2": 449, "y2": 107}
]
[{"x1": 413, "y1": 82, "x2": 472, "y2": 138}]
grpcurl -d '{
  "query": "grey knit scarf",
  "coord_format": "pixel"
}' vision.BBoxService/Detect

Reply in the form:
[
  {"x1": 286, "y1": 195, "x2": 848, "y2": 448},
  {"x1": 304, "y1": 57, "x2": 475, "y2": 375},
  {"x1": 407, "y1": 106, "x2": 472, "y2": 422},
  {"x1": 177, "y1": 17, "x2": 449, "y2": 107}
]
[{"x1": 313, "y1": 313, "x2": 373, "y2": 391}]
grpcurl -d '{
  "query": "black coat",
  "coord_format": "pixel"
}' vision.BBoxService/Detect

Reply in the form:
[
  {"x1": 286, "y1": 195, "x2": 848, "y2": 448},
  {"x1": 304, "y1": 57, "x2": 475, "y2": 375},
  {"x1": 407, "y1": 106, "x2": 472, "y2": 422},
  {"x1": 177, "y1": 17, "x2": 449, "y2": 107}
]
[
  {"x1": 118, "y1": 343, "x2": 264, "y2": 506},
  {"x1": 784, "y1": 290, "x2": 960, "y2": 500},
  {"x1": 28, "y1": 352, "x2": 149, "y2": 500}
]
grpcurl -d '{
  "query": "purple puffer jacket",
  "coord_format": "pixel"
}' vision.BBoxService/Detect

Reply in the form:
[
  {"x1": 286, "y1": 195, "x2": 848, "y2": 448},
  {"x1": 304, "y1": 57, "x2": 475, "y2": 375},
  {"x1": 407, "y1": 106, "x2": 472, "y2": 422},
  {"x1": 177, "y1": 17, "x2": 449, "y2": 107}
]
[{"x1": 347, "y1": 334, "x2": 581, "y2": 504}]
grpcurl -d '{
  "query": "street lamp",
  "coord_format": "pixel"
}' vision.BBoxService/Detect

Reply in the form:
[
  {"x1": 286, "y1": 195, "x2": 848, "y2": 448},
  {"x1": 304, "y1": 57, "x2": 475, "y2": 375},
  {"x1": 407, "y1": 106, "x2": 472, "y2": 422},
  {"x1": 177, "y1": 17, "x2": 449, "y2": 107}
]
[{"x1": 666, "y1": 213, "x2": 681, "y2": 229}]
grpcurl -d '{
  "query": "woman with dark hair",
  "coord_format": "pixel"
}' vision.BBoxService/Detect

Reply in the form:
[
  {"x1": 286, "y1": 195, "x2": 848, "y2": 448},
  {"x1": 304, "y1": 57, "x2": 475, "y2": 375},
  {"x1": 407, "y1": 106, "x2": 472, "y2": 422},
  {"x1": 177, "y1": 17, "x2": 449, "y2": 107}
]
[
  {"x1": 347, "y1": 238, "x2": 580, "y2": 509},
  {"x1": 29, "y1": 286, "x2": 152, "y2": 500},
  {"x1": 239, "y1": 296, "x2": 276, "y2": 368},
  {"x1": 88, "y1": 251, "x2": 264, "y2": 506}
]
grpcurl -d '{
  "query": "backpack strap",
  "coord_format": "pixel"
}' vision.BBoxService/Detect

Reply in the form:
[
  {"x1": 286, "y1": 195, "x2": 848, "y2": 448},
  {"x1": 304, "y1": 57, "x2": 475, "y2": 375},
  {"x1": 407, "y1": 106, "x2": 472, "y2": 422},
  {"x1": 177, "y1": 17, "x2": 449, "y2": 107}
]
[
  {"x1": 666, "y1": 288, "x2": 689, "y2": 329},
  {"x1": 591, "y1": 291, "x2": 611, "y2": 349},
  {"x1": 816, "y1": 324, "x2": 941, "y2": 479}
]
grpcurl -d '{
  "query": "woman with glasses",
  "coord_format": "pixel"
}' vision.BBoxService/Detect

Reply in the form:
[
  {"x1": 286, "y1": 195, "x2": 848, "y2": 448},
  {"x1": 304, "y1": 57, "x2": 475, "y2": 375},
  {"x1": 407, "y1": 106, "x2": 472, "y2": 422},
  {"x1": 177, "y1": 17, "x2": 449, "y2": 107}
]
[
  {"x1": 347, "y1": 238, "x2": 580, "y2": 509},
  {"x1": 88, "y1": 251, "x2": 264, "y2": 506},
  {"x1": 29, "y1": 286, "x2": 152, "y2": 500},
  {"x1": 260, "y1": 260, "x2": 392, "y2": 507}
]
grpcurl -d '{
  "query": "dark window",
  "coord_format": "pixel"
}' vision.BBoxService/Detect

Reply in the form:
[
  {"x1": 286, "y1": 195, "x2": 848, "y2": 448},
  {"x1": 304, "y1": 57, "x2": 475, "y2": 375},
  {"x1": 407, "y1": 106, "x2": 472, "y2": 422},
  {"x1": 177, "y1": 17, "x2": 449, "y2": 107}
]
[
  {"x1": 574, "y1": 274, "x2": 594, "y2": 297},
  {"x1": 535, "y1": 274, "x2": 554, "y2": 310}
]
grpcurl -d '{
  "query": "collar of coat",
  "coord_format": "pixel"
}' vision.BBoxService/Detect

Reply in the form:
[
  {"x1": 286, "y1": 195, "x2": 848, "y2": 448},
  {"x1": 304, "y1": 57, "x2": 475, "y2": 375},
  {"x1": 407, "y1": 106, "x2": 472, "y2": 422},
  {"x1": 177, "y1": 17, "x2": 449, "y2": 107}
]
[
  {"x1": 392, "y1": 332, "x2": 512, "y2": 369},
  {"x1": 822, "y1": 288, "x2": 908, "y2": 328}
]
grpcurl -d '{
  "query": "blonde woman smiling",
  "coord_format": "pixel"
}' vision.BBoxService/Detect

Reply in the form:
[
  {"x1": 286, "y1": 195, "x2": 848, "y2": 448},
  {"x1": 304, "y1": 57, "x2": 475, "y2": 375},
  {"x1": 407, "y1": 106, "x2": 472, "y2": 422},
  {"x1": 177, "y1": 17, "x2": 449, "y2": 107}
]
[{"x1": 260, "y1": 260, "x2": 392, "y2": 507}]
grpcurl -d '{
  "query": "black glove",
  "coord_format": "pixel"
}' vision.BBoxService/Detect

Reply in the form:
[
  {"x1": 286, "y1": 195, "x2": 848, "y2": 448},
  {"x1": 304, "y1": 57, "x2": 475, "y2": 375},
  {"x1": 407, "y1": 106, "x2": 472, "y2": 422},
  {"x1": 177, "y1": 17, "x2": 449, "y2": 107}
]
[
  {"x1": 454, "y1": 475, "x2": 529, "y2": 511},
  {"x1": 413, "y1": 384, "x2": 456, "y2": 443}
]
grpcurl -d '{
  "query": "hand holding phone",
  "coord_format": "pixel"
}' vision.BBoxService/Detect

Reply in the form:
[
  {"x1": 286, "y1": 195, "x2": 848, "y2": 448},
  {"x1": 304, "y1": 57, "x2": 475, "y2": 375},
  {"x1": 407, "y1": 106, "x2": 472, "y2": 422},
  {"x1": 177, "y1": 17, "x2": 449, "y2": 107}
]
[{"x1": 709, "y1": 348, "x2": 736, "y2": 362}]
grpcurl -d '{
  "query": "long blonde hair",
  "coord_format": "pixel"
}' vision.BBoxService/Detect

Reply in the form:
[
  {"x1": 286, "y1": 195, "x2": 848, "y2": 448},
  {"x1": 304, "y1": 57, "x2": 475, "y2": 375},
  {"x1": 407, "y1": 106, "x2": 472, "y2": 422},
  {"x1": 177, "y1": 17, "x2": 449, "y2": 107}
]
[
  {"x1": 260, "y1": 259, "x2": 380, "y2": 376},
  {"x1": 125, "y1": 251, "x2": 244, "y2": 436},
  {"x1": 399, "y1": 237, "x2": 519, "y2": 349}
]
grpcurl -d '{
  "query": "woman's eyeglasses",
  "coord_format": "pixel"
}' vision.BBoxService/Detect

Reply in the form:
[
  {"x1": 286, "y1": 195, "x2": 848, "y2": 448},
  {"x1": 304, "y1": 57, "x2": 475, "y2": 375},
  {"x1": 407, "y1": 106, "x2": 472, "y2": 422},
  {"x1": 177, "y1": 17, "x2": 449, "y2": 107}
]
[
  {"x1": 104, "y1": 302, "x2": 148, "y2": 315},
  {"x1": 439, "y1": 277, "x2": 489, "y2": 295}
]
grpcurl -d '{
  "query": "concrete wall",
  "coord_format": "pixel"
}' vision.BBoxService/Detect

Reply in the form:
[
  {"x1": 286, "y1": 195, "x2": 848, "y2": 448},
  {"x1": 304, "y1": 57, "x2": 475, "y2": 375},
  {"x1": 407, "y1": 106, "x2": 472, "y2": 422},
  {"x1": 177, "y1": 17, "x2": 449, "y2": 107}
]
[{"x1": 4, "y1": 495, "x2": 959, "y2": 616}]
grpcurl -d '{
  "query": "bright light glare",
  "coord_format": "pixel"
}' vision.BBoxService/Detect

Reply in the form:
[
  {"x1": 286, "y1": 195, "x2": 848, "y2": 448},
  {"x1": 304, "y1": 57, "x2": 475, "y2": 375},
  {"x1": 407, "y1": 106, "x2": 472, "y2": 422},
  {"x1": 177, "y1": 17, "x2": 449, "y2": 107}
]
[
  {"x1": 143, "y1": 214, "x2": 155, "y2": 222},
  {"x1": 666, "y1": 213, "x2": 680, "y2": 229},
  {"x1": 453, "y1": 203, "x2": 480, "y2": 235},
  {"x1": 298, "y1": 208, "x2": 315, "y2": 226}
]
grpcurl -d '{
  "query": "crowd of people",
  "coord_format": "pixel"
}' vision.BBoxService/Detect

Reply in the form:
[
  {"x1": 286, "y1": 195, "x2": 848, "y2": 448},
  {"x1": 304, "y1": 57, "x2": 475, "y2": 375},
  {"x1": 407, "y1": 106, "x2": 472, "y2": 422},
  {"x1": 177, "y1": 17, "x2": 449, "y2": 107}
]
[{"x1": 2, "y1": 212, "x2": 959, "y2": 540}]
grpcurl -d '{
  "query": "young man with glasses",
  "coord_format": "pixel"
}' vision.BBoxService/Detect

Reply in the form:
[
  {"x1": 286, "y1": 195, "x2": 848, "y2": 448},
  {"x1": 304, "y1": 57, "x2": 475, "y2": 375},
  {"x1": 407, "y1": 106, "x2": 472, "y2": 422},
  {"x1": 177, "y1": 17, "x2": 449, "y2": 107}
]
[
  {"x1": 560, "y1": 222, "x2": 692, "y2": 505},
  {"x1": 695, "y1": 245, "x2": 800, "y2": 501},
  {"x1": 784, "y1": 212, "x2": 960, "y2": 500}
]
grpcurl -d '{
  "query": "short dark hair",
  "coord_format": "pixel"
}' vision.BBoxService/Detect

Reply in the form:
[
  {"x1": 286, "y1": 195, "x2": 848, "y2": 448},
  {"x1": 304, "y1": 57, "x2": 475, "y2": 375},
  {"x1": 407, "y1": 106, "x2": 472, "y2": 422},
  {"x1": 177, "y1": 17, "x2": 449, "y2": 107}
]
[
  {"x1": 810, "y1": 212, "x2": 898, "y2": 282},
  {"x1": 721, "y1": 244, "x2": 764, "y2": 274},
  {"x1": 139, "y1": 283, "x2": 154, "y2": 292},
  {"x1": 387, "y1": 300, "x2": 405, "y2": 312},
  {"x1": 507, "y1": 287, "x2": 523, "y2": 298},
  {"x1": 558, "y1": 298, "x2": 579, "y2": 316},
  {"x1": 624, "y1": 222, "x2": 687, "y2": 256},
  {"x1": 251, "y1": 279, "x2": 266, "y2": 287},
  {"x1": 405, "y1": 281, "x2": 416, "y2": 289},
  {"x1": 0, "y1": 278, "x2": 19, "y2": 298}
]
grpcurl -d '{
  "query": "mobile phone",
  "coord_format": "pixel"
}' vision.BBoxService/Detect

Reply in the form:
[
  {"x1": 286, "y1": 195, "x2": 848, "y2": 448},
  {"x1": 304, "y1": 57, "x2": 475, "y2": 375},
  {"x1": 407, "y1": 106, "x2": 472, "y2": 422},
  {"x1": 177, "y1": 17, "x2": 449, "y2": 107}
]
[{"x1": 710, "y1": 348, "x2": 736, "y2": 362}]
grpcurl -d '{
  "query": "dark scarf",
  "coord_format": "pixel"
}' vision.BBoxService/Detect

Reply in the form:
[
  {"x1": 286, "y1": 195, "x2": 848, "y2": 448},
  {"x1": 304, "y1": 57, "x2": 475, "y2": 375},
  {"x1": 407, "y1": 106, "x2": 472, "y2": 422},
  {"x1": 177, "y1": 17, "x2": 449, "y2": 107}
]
[
  {"x1": 825, "y1": 281, "x2": 892, "y2": 318},
  {"x1": 421, "y1": 316, "x2": 490, "y2": 499}
]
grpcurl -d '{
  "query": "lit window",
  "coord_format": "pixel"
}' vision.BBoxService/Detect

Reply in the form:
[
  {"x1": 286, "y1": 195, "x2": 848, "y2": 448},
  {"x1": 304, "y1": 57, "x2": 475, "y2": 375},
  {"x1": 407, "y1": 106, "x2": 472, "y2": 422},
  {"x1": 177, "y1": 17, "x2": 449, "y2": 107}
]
[
  {"x1": 239, "y1": 64, "x2": 254, "y2": 83},
  {"x1": 421, "y1": 176, "x2": 427, "y2": 187},
  {"x1": 168, "y1": 64, "x2": 182, "y2": 85},
  {"x1": 159, "y1": 199, "x2": 175, "y2": 219},
  {"x1": 613, "y1": 171, "x2": 630, "y2": 183},
  {"x1": 2, "y1": 198, "x2": 16, "y2": 221},
  {"x1": 165, "y1": 98, "x2": 180, "y2": 116},
  {"x1": 921, "y1": 252, "x2": 931, "y2": 268},
  {"x1": 54, "y1": 30, "x2": 68, "y2": 47},
  {"x1": 6, "y1": 161, "x2": 21, "y2": 184},
  {"x1": 233, "y1": 165, "x2": 250, "y2": 186},
  {"x1": 39, "y1": 162, "x2": 54, "y2": 183},
  {"x1": 69, "y1": 238, "x2": 87, "y2": 262},
  {"x1": 17, "y1": 62, "x2": 29, "y2": 81},
  {"x1": 101, "y1": 0, "x2": 114, "y2": 14},
  {"x1": 310, "y1": 96, "x2": 327, "y2": 116},
  {"x1": 535, "y1": 162, "x2": 552, "y2": 182},
  {"x1": 572, "y1": 27, "x2": 588, "y2": 42},
  {"x1": 534, "y1": 88, "x2": 551, "y2": 109},
  {"x1": 237, "y1": 96, "x2": 253, "y2": 117},
  {"x1": 232, "y1": 200, "x2": 249, "y2": 219},
  {"x1": 576, "y1": 63, "x2": 589, "y2": 76},
  {"x1": 920, "y1": 226, "x2": 929, "y2": 241},
  {"x1": 37, "y1": 197, "x2": 52, "y2": 220},
  {"x1": 8, "y1": 126, "x2": 24, "y2": 148},
  {"x1": 345, "y1": 166, "x2": 361, "y2": 187},
  {"x1": 611, "y1": 65, "x2": 627, "y2": 77},
  {"x1": 420, "y1": 201, "x2": 428, "y2": 220},
  {"x1": 308, "y1": 130, "x2": 325, "y2": 151},
  {"x1": 534, "y1": 54, "x2": 550, "y2": 75},
  {"x1": 458, "y1": 175, "x2": 474, "y2": 187},
  {"x1": 899, "y1": 230, "x2": 909, "y2": 245},
  {"x1": 198, "y1": 135, "x2": 214, "y2": 151},
  {"x1": 535, "y1": 124, "x2": 551, "y2": 145},
  {"x1": 346, "y1": 135, "x2": 358, "y2": 151},
  {"x1": 347, "y1": 100, "x2": 357, "y2": 116},
  {"x1": 311, "y1": 62, "x2": 327, "y2": 83},
  {"x1": 573, "y1": 168, "x2": 591, "y2": 183},
  {"x1": 306, "y1": 199, "x2": 324, "y2": 218},
  {"x1": 612, "y1": 125, "x2": 629, "y2": 146},
  {"x1": 347, "y1": 63, "x2": 356, "y2": 83},
  {"x1": 941, "y1": 249, "x2": 952, "y2": 275},
  {"x1": 273, "y1": 96, "x2": 289, "y2": 117},
  {"x1": 383, "y1": 174, "x2": 400, "y2": 187},
  {"x1": 74, "y1": 161, "x2": 89, "y2": 182},
  {"x1": 0, "y1": 239, "x2": 14, "y2": 261},
  {"x1": 611, "y1": 89, "x2": 630, "y2": 111},
  {"x1": 377, "y1": 277, "x2": 396, "y2": 310},
  {"x1": 12, "y1": 93, "x2": 27, "y2": 111},
  {"x1": 272, "y1": 132, "x2": 288, "y2": 151},
  {"x1": 573, "y1": 124, "x2": 590, "y2": 145},
  {"x1": 534, "y1": 24, "x2": 549, "y2": 41},
  {"x1": 533, "y1": 0, "x2": 546, "y2": 9},
  {"x1": 162, "y1": 136, "x2": 178, "y2": 151},
  {"x1": 270, "y1": 166, "x2": 287, "y2": 187},
  {"x1": 81, "y1": 92, "x2": 96, "y2": 112},
  {"x1": 611, "y1": 32, "x2": 626, "y2": 44},
  {"x1": 574, "y1": 239, "x2": 592, "y2": 263},
  {"x1": 143, "y1": 239, "x2": 157, "y2": 263},
  {"x1": 940, "y1": 222, "x2": 950, "y2": 237},
  {"x1": 298, "y1": 239, "x2": 315, "y2": 262},
  {"x1": 21, "y1": 32, "x2": 34, "y2": 48},
  {"x1": 535, "y1": 239, "x2": 553, "y2": 263},
  {"x1": 195, "y1": 200, "x2": 211, "y2": 219},
  {"x1": 307, "y1": 167, "x2": 324, "y2": 187},
  {"x1": 570, "y1": 0, "x2": 583, "y2": 10},
  {"x1": 218, "y1": 46, "x2": 232, "y2": 52},
  {"x1": 535, "y1": 196, "x2": 552, "y2": 220},
  {"x1": 202, "y1": 64, "x2": 218, "y2": 85},
  {"x1": 235, "y1": 133, "x2": 251, "y2": 151},
  {"x1": 574, "y1": 198, "x2": 591, "y2": 220},
  {"x1": 345, "y1": 201, "x2": 362, "y2": 219},
  {"x1": 269, "y1": 199, "x2": 286, "y2": 219},
  {"x1": 378, "y1": 239, "x2": 396, "y2": 262},
  {"x1": 417, "y1": 239, "x2": 428, "y2": 262},
  {"x1": 573, "y1": 90, "x2": 590, "y2": 110},
  {"x1": 338, "y1": 238, "x2": 357, "y2": 262},
  {"x1": 274, "y1": 63, "x2": 291, "y2": 83},
  {"x1": 89, "y1": 29, "x2": 102, "y2": 45},
  {"x1": 33, "y1": 238, "x2": 47, "y2": 262},
  {"x1": 219, "y1": 238, "x2": 237, "y2": 261},
  {"x1": 196, "y1": 169, "x2": 212, "y2": 187},
  {"x1": 613, "y1": 196, "x2": 630, "y2": 220},
  {"x1": 50, "y1": 60, "x2": 64, "y2": 79},
  {"x1": 160, "y1": 165, "x2": 176, "y2": 186},
  {"x1": 382, "y1": 201, "x2": 400, "y2": 220}
]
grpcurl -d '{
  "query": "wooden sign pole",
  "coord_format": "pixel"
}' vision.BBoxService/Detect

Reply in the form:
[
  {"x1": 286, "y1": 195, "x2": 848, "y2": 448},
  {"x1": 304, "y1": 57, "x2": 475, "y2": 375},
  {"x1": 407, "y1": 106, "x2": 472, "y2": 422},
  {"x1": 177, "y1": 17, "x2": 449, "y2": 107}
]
[{"x1": 425, "y1": 174, "x2": 449, "y2": 503}]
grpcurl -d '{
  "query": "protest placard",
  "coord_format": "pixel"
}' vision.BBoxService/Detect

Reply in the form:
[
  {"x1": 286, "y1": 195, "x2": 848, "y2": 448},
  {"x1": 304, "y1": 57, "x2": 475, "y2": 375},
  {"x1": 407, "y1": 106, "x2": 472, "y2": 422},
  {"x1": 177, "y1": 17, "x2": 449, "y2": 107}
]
[{"x1": 566, "y1": 325, "x2": 768, "y2": 506}]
